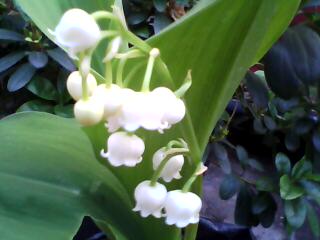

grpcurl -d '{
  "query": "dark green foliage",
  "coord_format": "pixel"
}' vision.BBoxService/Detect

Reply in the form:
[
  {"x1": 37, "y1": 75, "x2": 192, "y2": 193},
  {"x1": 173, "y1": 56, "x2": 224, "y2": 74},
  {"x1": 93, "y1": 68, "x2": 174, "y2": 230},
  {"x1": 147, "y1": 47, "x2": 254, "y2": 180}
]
[{"x1": 0, "y1": 2, "x2": 75, "y2": 118}]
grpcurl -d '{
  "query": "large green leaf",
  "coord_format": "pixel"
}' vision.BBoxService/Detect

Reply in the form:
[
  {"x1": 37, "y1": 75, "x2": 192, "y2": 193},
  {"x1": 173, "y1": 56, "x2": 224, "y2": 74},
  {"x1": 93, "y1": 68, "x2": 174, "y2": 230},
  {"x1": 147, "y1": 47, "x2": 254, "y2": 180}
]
[
  {"x1": 8, "y1": 0, "x2": 300, "y2": 239},
  {"x1": 0, "y1": 112, "x2": 157, "y2": 240}
]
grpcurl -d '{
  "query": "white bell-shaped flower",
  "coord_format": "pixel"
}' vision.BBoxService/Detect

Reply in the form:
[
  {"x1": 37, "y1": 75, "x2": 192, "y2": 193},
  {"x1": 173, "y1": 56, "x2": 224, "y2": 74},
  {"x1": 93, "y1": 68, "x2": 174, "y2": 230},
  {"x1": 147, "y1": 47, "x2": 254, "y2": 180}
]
[
  {"x1": 164, "y1": 190, "x2": 202, "y2": 228},
  {"x1": 133, "y1": 180, "x2": 167, "y2": 218},
  {"x1": 101, "y1": 131, "x2": 145, "y2": 167},
  {"x1": 100, "y1": 87, "x2": 136, "y2": 133},
  {"x1": 53, "y1": 9, "x2": 101, "y2": 55},
  {"x1": 74, "y1": 97, "x2": 104, "y2": 126},
  {"x1": 121, "y1": 91, "x2": 165, "y2": 132},
  {"x1": 67, "y1": 71, "x2": 97, "y2": 101},
  {"x1": 93, "y1": 84, "x2": 123, "y2": 118},
  {"x1": 152, "y1": 87, "x2": 186, "y2": 127},
  {"x1": 152, "y1": 148, "x2": 184, "y2": 182}
]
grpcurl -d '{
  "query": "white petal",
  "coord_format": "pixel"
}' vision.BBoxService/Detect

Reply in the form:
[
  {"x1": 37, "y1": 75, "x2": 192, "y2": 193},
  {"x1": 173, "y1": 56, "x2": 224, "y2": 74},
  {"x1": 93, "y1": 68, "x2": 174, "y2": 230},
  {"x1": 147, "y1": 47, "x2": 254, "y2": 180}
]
[
  {"x1": 54, "y1": 9, "x2": 101, "y2": 53},
  {"x1": 74, "y1": 98, "x2": 104, "y2": 126},
  {"x1": 67, "y1": 71, "x2": 97, "y2": 101}
]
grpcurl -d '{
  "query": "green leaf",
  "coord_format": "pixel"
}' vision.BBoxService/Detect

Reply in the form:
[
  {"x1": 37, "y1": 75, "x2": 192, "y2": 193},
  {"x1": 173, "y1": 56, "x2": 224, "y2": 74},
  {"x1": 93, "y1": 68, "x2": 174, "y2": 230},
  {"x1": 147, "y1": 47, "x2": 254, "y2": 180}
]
[
  {"x1": 253, "y1": 118, "x2": 267, "y2": 134},
  {"x1": 292, "y1": 158, "x2": 312, "y2": 180},
  {"x1": 153, "y1": 12, "x2": 172, "y2": 34},
  {"x1": 307, "y1": 203, "x2": 320, "y2": 237},
  {"x1": 263, "y1": 115, "x2": 277, "y2": 131},
  {"x1": 56, "y1": 69, "x2": 72, "y2": 104},
  {"x1": 234, "y1": 185, "x2": 259, "y2": 227},
  {"x1": 127, "y1": 12, "x2": 148, "y2": 25},
  {"x1": 54, "y1": 104, "x2": 74, "y2": 118},
  {"x1": 256, "y1": 177, "x2": 276, "y2": 192},
  {"x1": 247, "y1": 158, "x2": 264, "y2": 172},
  {"x1": 257, "y1": 194, "x2": 277, "y2": 228},
  {"x1": 280, "y1": 175, "x2": 304, "y2": 200},
  {"x1": 252, "y1": 193, "x2": 270, "y2": 215},
  {"x1": 16, "y1": 99, "x2": 54, "y2": 113},
  {"x1": 0, "y1": 51, "x2": 25, "y2": 72},
  {"x1": 300, "y1": 180, "x2": 320, "y2": 204},
  {"x1": 235, "y1": 145, "x2": 248, "y2": 165},
  {"x1": 275, "y1": 152, "x2": 291, "y2": 175},
  {"x1": 12, "y1": 0, "x2": 301, "y2": 238},
  {"x1": 284, "y1": 198, "x2": 307, "y2": 229},
  {"x1": 0, "y1": 112, "x2": 158, "y2": 240},
  {"x1": 26, "y1": 76, "x2": 58, "y2": 101},
  {"x1": 153, "y1": 0, "x2": 167, "y2": 12},
  {"x1": 219, "y1": 174, "x2": 240, "y2": 200},
  {"x1": 7, "y1": 63, "x2": 36, "y2": 92},
  {"x1": 28, "y1": 51, "x2": 49, "y2": 69},
  {"x1": 47, "y1": 48, "x2": 75, "y2": 71},
  {"x1": 212, "y1": 143, "x2": 231, "y2": 174},
  {"x1": 245, "y1": 71, "x2": 269, "y2": 109},
  {"x1": 285, "y1": 132, "x2": 300, "y2": 152},
  {"x1": 0, "y1": 28, "x2": 24, "y2": 41}
]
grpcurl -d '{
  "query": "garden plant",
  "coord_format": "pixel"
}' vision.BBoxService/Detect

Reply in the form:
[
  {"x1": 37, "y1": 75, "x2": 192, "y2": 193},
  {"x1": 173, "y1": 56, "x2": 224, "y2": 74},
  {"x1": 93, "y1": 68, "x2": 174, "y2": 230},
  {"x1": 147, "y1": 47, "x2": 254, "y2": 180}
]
[{"x1": 0, "y1": 0, "x2": 308, "y2": 240}]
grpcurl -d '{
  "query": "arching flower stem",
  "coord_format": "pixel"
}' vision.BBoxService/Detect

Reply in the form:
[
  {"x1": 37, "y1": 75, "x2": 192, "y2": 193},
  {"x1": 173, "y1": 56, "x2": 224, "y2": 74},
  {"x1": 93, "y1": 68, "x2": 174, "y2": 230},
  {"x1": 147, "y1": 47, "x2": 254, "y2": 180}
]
[
  {"x1": 150, "y1": 148, "x2": 189, "y2": 187},
  {"x1": 91, "y1": 11, "x2": 118, "y2": 22},
  {"x1": 105, "y1": 60, "x2": 113, "y2": 87},
  {"x1": 141, "y1": 48, "x2": 160, "y2": 92},
  {"x1": 78, "y1": 52, "x2": 89, "y2": 101},
  {"x1": 182, "y1": 162, "x2": 206, "y2": 193}
]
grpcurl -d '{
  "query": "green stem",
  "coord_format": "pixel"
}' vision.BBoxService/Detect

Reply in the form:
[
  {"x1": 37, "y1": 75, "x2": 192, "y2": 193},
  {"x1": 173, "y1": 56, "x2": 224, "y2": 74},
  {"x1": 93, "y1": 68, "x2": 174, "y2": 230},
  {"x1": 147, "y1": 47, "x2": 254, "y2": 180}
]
[
  {"x1": 150, "y1": 148, "x2": 189, "y2": 186},
  {"x1": 115, "y1": 49, "x2": 145, "y2": 59},
  {"x1": 105, "y1": 60, "x2": 113, "y2": 87},
  {"x1": 91, "y1": 11, "x2": 117, "y2": 22},
  {"x1": 142, "y1": 49, "x2": 159, "y2": 92},
  {"x1": 120, "y1": 26, "x2": 151, "y2": 53},
  {"x1": 100, "y1": 30, "x2": 118, "y2": 39},
  {"x1": 182, "y1": 162, "x2": 203, "y2": 192},
  {"x1": 175, "y1": 70, "x2": 192, "y2": 98},
  {"x1": 116, "y1": 58, "x2": 127, "y2": 87},
  {"x1": 79, "y1": 53, "x2": 89, "y2": 101},
  {"x1": 167, "y1": 140, "x2": 185, "y2": 149}
]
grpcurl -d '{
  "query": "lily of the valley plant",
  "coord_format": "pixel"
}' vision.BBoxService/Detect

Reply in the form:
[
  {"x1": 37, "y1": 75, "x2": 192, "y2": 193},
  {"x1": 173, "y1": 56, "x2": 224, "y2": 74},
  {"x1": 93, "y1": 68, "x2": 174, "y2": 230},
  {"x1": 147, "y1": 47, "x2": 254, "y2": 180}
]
[{"x1": 54, "y1": 8, "x2": 206, "y2": 228}]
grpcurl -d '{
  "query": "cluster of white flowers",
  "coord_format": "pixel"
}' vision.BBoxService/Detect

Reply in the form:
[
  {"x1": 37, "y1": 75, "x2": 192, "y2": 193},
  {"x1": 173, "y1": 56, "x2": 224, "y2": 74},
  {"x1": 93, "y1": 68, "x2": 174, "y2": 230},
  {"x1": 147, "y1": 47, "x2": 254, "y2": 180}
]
[
  {"x1": 132, "y1": 142, "x2": 205, "y2": 228},
  {"x1": 55, "y1": 8, "x2": 205, "y2": 229},
  {"x1": 133, "y1": 181, "x2": 202, "y2": 228}
]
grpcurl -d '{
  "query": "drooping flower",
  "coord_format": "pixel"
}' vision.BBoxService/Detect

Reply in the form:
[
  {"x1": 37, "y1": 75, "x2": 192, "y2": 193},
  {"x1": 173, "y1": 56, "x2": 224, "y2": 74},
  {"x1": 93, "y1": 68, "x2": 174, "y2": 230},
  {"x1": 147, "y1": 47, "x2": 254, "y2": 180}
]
[
  {"x1": 53, "y1": 9, "x2": 101, "y2": 56},
  {"x1": 67, "y1": 71, "x2": 97, "y2": 101},
  {"x1": 93, "y1": 84, "x2": 123, "y2": 118},
  {"x1": 74, "y1": 97, "x2": 104, "y2": 126},
  {"x1": 152, "y1": 87, "x2": 186, "y2": 128},
  {"x1": 101, "y1": 131, "x2": 145, "y2": 167},
  {"x1": 97, "y1": 87, "x2": 136, "y2": 132},
  {"x1": 152, "y1": 148, "x2": 184, "y2": 182},
  {"x1": 133, "y1": 180, "x2": 167, "y2": 218},
  {"x1": 120, "y1": 91, "x2": 165, "y2": 132},
  {"x1": 164, "y1": 190, "x2": 202, "y2": 228}
]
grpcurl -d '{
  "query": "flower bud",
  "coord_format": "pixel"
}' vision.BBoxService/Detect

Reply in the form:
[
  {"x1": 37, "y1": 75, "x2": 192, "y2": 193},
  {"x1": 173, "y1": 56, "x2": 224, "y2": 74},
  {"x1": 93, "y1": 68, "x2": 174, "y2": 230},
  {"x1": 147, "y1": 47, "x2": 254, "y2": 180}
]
[
  {"x1": 152, "y1": 148, "x2": 184, "y2": 182},
  {"x1": 74, "y1": 97, "x2": 104, "y2": 126},
  {"x1": 67, "y1": 71, "x2": 97, "y2": 101},
  {"x1": 101, "y1": 132, "x2": 145, "y2": 167},
  {"x1": 54, "y1": 9, "x2": 101, "y2": 54},
  {"x1": 104, "y1": 36, "x2": 122, "y2": 61},
  {"x1": 133, "y1": 180, "x2": 167, "y2": 218},
  {"x1": 164, "y1": 190, "x2": 202, "y2": 228}
]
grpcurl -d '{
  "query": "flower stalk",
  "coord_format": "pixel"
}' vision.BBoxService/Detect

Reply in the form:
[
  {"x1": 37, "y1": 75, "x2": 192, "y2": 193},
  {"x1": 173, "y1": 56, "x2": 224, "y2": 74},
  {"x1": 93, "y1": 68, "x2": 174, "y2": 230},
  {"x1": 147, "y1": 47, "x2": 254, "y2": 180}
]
[
  {"x1": 142, "y1": 48, "x2": 160, "y2": 92},
  {"x1": 150, "y1": 147, "x2": 189, "y2": 186}
]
